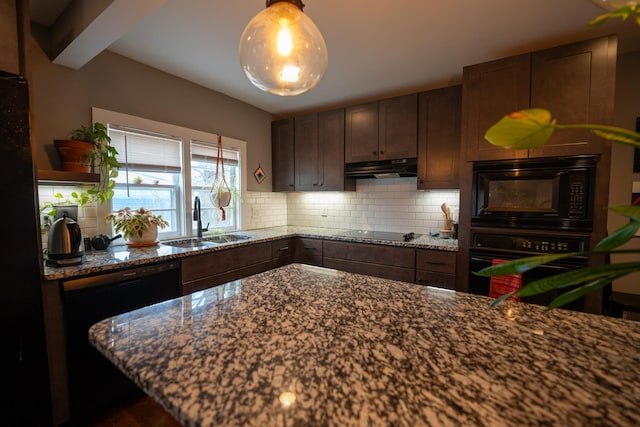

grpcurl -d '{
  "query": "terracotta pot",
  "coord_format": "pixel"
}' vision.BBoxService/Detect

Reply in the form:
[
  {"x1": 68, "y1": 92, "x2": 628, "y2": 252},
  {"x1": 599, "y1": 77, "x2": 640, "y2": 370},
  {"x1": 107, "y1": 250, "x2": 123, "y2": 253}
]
[{"x1": 54, "y1": 139, "x2": 95, "y2": 173}]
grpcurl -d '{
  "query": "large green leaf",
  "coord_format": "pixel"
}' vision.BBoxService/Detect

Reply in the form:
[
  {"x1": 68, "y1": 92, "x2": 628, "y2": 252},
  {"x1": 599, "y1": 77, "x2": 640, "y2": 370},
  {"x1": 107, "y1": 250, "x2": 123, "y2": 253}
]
[
  {"x1": 594, "y1": 220, "x2": 640, "y2": 252},
  {"x1": 589, "y1": 5, "x2": 640, "y2": 26},
  {"x1": 517, "y1": 262, "x2": 640, "y2": 297},
  {"x1": 484, "y1": 109, "x2": 555, "y2": 149},
  {"x1": 610, "y1": 205, "x2": 640, "y2": 221},
  {"x1": 474, "y1": 252, "x2": 583, "y2": 277},
  {"x1": 546, "y1": 276, "x2": 625, "y2": 310},
  {"x1": 592, "y1": 129, "x2": 640, "y2": 148}
]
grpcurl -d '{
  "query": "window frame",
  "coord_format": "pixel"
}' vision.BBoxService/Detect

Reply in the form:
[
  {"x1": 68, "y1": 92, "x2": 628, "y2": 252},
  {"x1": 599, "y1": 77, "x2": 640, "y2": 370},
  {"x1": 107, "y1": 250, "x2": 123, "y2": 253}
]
[{"x1": 92, "y1": 107, "x2": 247, "y2": 238}]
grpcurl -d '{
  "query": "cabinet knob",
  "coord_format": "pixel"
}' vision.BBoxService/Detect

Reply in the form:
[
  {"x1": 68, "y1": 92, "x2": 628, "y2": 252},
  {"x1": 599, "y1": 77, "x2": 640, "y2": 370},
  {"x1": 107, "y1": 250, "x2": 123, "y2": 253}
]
[
  {"x1": 380, "y1": 150, "x2": 384, "y2": 155},
  {"x1": 373, "y1": 151, "x2": 377, "y2": 155}
]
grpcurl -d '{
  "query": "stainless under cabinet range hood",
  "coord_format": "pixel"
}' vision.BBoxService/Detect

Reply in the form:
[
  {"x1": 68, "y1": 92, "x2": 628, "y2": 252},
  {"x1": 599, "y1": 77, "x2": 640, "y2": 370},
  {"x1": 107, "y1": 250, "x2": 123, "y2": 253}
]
[{"x1": 345, "y1": 158, "x2": 418, "y2": 179}]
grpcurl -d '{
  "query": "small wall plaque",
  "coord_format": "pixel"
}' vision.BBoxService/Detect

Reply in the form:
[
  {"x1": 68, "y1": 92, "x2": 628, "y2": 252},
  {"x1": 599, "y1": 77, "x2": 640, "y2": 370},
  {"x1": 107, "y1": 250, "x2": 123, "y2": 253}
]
[{"x1": 254, "y1": 164, "x2": 265, "y2": 184}]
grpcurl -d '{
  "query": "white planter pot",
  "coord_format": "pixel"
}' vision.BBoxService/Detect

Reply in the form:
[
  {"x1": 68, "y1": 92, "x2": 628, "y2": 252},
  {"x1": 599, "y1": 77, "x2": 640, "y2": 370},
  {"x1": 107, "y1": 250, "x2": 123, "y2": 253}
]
[{"x1": 127, "y1": 223, "x2": 158, "y2": 244}]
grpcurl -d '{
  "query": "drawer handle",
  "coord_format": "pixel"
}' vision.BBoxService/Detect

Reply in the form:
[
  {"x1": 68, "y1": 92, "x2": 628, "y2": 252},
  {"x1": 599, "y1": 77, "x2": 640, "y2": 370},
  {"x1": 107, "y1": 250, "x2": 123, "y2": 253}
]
[
  {"x1": 279, "y1": 246, "x2": 289, "y2": 251},
  {"x1": 423, "y1": 261, "x2": 446, "y2": 266}
]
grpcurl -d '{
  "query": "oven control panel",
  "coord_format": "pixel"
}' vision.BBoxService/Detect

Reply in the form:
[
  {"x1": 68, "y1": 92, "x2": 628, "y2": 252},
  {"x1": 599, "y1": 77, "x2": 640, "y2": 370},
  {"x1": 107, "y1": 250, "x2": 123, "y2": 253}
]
[{"x1": 473, "y1": 233, "x2": 587, "y2": 254}]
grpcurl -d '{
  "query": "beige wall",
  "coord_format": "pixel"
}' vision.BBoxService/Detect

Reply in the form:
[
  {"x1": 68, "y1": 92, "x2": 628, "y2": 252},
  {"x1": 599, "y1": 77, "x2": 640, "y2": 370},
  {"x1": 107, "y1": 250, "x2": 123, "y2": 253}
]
[
  {"x1": 29, "y1": 38, "x2": 276, "y2": 192},
  {"x1": 610, "y1": 50, "x2": 640, "y2": 294}
]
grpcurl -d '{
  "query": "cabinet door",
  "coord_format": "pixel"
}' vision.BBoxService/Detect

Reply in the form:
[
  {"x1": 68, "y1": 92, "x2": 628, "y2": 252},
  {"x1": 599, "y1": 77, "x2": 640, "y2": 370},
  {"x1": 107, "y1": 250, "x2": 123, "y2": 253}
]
[
  {"x1": 182, "y1": 242, "x2": 272, "y2": 283},
  {"x1": 379, "y1": 94, "x2": 418, "y2": 160},
  {"x1": 462, "y1": 54, "x2": 530, "y2": 161},
  {"x1": 529, "y1": 35, "x2": 616, "y2": 157},
  {"x1": 272, "y1": 237, "x2": 295, "y2": 267},
  {"x1": 272, "y1": 118, "x2": 295, "y2": 191},
  {"x1": 318, "y1": 108, "x2": 353, "y2": 191},
  {"x1": 294, "y1": 114, "x2": 319, "y2": 191},
  {"x1": 294, "y1": 237, "x2": 323, "y2": 266},
  {"x1": 417, "y1": 86, "x2": 462, "y2": 190},
  {"x1": 345, "y1": 102, "x2": 379, "y2": 162},
  {"x1": 323, "y1": 240, "x2": 416, "y2": 283}
]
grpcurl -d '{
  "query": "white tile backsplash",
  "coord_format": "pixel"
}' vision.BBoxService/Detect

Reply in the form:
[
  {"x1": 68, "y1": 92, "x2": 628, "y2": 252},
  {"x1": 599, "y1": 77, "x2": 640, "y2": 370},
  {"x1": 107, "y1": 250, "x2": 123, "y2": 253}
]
[
  {"x1": 286, "y1": 177, "x2": 459, "y2": 234},
  {"x1": 38, "y1": 184, "x2": 99, "y2": 249},
  {"x1": 38, "y1": 179, "x2": 459, "y2": 239},
  {"x1": 242, "y1": 191, "x2": 288, "y2": 229}
]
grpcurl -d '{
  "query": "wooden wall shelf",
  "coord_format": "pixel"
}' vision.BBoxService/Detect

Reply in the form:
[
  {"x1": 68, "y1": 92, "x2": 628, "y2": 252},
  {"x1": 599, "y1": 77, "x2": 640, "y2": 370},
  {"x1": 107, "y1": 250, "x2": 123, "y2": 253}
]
[{"x1": 37, "y1": 169, "x2": 99, "y2": 184}]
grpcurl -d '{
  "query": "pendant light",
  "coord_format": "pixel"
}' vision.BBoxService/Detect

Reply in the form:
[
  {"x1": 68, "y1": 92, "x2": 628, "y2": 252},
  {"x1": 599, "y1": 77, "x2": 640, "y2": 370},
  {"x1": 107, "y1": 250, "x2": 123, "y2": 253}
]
[
  {"x1": 239, "y1": 0, "x2": 328, "y2": 96},
  {"x1": 591, "y1": 0, "x2": 638, "y2": 10}
]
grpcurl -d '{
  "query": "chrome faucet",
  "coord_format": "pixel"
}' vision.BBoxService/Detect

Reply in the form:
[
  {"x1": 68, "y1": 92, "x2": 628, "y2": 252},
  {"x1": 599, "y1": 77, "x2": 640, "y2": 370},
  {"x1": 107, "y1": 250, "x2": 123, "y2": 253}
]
[{"x1": 194, "y1": 196, "x2": 202, "y2": 238}]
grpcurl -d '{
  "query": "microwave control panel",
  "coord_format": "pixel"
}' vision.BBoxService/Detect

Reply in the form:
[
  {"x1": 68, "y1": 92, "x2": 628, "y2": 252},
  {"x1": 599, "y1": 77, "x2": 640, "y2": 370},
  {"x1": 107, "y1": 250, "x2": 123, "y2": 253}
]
[{"x1": 568, "y1": 174, "x2": 587, "y2": 216}]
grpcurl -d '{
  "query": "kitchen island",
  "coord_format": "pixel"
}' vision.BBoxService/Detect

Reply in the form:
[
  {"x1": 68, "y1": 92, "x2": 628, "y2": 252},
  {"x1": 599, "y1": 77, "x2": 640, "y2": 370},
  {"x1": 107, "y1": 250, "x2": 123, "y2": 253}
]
[{"x1": 89, "y1": 264, "x2": 640, "y2": 426}]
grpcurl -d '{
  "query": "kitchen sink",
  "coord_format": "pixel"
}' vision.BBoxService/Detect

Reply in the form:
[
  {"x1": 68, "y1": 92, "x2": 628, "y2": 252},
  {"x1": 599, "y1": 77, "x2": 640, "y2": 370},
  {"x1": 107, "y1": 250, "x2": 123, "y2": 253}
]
[{"x1": 162, "y1": 234, "x2": 251, "y2": 248}]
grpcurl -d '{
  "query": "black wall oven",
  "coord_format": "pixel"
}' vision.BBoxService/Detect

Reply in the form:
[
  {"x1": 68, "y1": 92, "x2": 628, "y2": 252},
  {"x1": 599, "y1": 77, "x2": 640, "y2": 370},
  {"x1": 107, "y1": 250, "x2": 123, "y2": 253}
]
[
  {"x1": 468, "y1": 230, "x2": 591, "y2": 311},
  {"x1": 472, "y1": 155, "x2": 597, "y2": 231}
]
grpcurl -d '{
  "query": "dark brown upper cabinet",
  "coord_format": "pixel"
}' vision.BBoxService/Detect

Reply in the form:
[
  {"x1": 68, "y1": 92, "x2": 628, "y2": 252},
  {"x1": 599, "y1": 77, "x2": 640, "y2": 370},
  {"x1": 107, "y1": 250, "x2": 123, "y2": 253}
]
[
  {"x1": 417, "y1": 85, "x2": 462, "y2": 190},
  {"x1": 294, "y1": 109, "x2": 354, "y2": 191},
  {"x1": 463, "y1": 35, "x2": 616, "y2": 161},
  {"x1": 272, "y1": 118, "x2": 295, "y2": 191},
  {"x1": 345, "y1": 94, "x2": 418, "y2": 163}
]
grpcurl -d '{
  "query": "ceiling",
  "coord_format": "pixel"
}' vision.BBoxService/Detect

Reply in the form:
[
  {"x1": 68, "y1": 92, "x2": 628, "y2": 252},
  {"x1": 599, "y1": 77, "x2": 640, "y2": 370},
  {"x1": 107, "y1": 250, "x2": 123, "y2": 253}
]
[{"x1": 29, "y1": 0, "x2": 640, "y2": 116}]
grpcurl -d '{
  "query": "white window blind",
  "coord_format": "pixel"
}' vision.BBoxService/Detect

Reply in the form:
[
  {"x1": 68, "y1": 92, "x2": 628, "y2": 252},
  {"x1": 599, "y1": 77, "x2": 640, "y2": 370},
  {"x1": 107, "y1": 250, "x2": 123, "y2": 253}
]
[
  {"x1": 110, "y1": 127, "x2": 182, "y2": 172},
  {"x1": 191, "y1": 139, "x2": 239, "y2": 166}
]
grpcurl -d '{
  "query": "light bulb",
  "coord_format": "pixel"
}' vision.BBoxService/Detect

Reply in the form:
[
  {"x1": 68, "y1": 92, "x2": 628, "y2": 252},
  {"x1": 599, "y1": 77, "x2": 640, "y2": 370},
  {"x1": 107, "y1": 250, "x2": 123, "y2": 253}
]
[
  {"x1": 239, "y1": 1, "x2": 328, "y2": 96},
  {"x1": 591, "y1": 0, "x2": 638, "y2": 10}
]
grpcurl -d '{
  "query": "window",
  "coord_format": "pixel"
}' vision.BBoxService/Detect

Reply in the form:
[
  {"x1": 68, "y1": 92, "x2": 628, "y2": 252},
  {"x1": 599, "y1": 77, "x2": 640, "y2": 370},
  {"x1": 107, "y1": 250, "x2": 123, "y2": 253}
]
[
  {"x1": 92, "y1": 108, "x2": 247, "y2": 239},
  {"x1": 191, "y1": 140, "x2": 240, "y2": 232}
]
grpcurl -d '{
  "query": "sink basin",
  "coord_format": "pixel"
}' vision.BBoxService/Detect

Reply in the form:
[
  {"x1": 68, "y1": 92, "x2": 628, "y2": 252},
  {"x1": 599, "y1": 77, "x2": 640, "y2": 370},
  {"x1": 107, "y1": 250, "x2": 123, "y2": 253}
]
[
  {"x1": 161, "y1": 239, "x2": 218, "y2": 249},
  {"x1": 162, "y1": 234, "x2": 251, "y2": 248},
  {"x1": 206, "y1": 234, "x2": 251, "y2": 243}
]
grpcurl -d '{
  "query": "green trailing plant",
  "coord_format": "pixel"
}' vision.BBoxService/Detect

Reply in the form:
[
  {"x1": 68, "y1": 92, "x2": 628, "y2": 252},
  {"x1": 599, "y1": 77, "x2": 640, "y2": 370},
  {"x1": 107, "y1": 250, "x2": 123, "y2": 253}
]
[
  {"x1": 476, "y1": 108, "x2": 640, "y2": 309},
  {"x1": 105, "y1": 207, "x2": 169, "y2": 240},
  {"x1": 40, "y1": 192, "x2": 91, "y2": 220},
  {"x1": 41, "y1": 122, "x2": 121, "y2": 225},
  {"x1": 70, "y1": 122, "x2": 121, "y2": 204}
]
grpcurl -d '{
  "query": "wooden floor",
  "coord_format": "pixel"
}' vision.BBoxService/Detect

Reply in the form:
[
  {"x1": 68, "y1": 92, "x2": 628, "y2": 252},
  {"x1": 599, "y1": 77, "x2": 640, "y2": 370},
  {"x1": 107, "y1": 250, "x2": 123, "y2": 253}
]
[{"x1": 89, "y1": 395, "x2": 182, "y2": 427}]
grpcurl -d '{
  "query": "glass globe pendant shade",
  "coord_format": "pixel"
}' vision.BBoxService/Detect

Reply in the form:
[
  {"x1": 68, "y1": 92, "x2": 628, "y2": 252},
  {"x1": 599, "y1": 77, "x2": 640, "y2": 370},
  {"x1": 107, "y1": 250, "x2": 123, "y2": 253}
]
[
  {"x1": 239, "y1": 1, "x2": 328, "y2": 96},
  {"x1": 591, "y1": 0, "x2": 638, "y2": 10}
]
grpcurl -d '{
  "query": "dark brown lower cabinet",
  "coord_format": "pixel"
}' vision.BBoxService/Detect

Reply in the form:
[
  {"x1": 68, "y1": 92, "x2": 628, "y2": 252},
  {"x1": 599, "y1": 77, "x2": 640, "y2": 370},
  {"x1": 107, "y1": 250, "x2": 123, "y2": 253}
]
[
  {"x1": 415, "y1": 249, "x2": 457, "y2": 290},
  {"x1": 181, "y1": 242, "x2": 272, "y2": 294},
  {"x1": 322, "y1": 240, "x2": 415, "y2": 283},
  {"x1": 272, "y1": 238, "x2": 295, "y2": 267},
  {"x1": 295, "y1": 237, "x2": 323, "y2": 266},
  {"x1": 180, "y1": 238, "x2": 456, "y2": 294}
]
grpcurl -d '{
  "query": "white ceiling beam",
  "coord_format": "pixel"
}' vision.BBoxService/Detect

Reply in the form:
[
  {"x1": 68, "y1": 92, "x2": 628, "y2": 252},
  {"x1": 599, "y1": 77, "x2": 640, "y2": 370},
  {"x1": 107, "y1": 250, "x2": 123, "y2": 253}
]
[{"x1": 51, "y1": 0, "x2": 169, "y2": 69}]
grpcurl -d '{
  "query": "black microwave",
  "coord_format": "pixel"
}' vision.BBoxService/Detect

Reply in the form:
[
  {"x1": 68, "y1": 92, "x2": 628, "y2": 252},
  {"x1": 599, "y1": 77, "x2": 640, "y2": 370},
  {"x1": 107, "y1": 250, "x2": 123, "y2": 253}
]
[{"x1": 472, "y1": 156, "x2": 597, "y2": 231}]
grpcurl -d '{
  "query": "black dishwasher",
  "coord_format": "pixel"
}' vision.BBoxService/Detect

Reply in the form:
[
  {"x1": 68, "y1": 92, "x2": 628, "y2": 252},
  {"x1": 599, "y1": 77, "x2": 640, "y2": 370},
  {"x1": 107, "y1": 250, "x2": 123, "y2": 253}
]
[{"x1": 61, "y1": 261, "x2": 181, "y2": 425}]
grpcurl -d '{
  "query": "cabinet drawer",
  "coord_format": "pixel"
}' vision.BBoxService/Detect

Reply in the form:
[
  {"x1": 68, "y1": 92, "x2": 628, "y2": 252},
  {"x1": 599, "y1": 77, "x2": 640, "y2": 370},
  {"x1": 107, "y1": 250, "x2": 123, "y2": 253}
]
[
  {"x1": 181, "y1": 242, "x2": 271, "y2": 282},
  {"x1": 416, "y1": 250, "x2": 456, "y2": 274},
  {"x1": 415, "y1": 270, "x2": 455, "y2": 290},
  {"x1": 323, "y1": 240, "x2": 415, "y2": 269}
]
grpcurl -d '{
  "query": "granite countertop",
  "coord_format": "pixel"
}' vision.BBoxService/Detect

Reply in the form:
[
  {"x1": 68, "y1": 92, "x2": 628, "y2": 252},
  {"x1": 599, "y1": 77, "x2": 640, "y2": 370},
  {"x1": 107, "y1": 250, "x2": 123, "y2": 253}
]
[
  {"x1": 89, "y1": 263, "x2": 640, "y2": 427},
  {"x1": 43, "y1": 226, "x2": 457, "y2": 281}
]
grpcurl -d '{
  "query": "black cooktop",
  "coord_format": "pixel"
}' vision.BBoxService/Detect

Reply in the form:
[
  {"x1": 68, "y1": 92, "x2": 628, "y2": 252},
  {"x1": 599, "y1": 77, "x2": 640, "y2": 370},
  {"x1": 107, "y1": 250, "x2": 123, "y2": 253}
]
[{"x1": 336, "y1": 230, "x2": 421, "y2": 242}]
